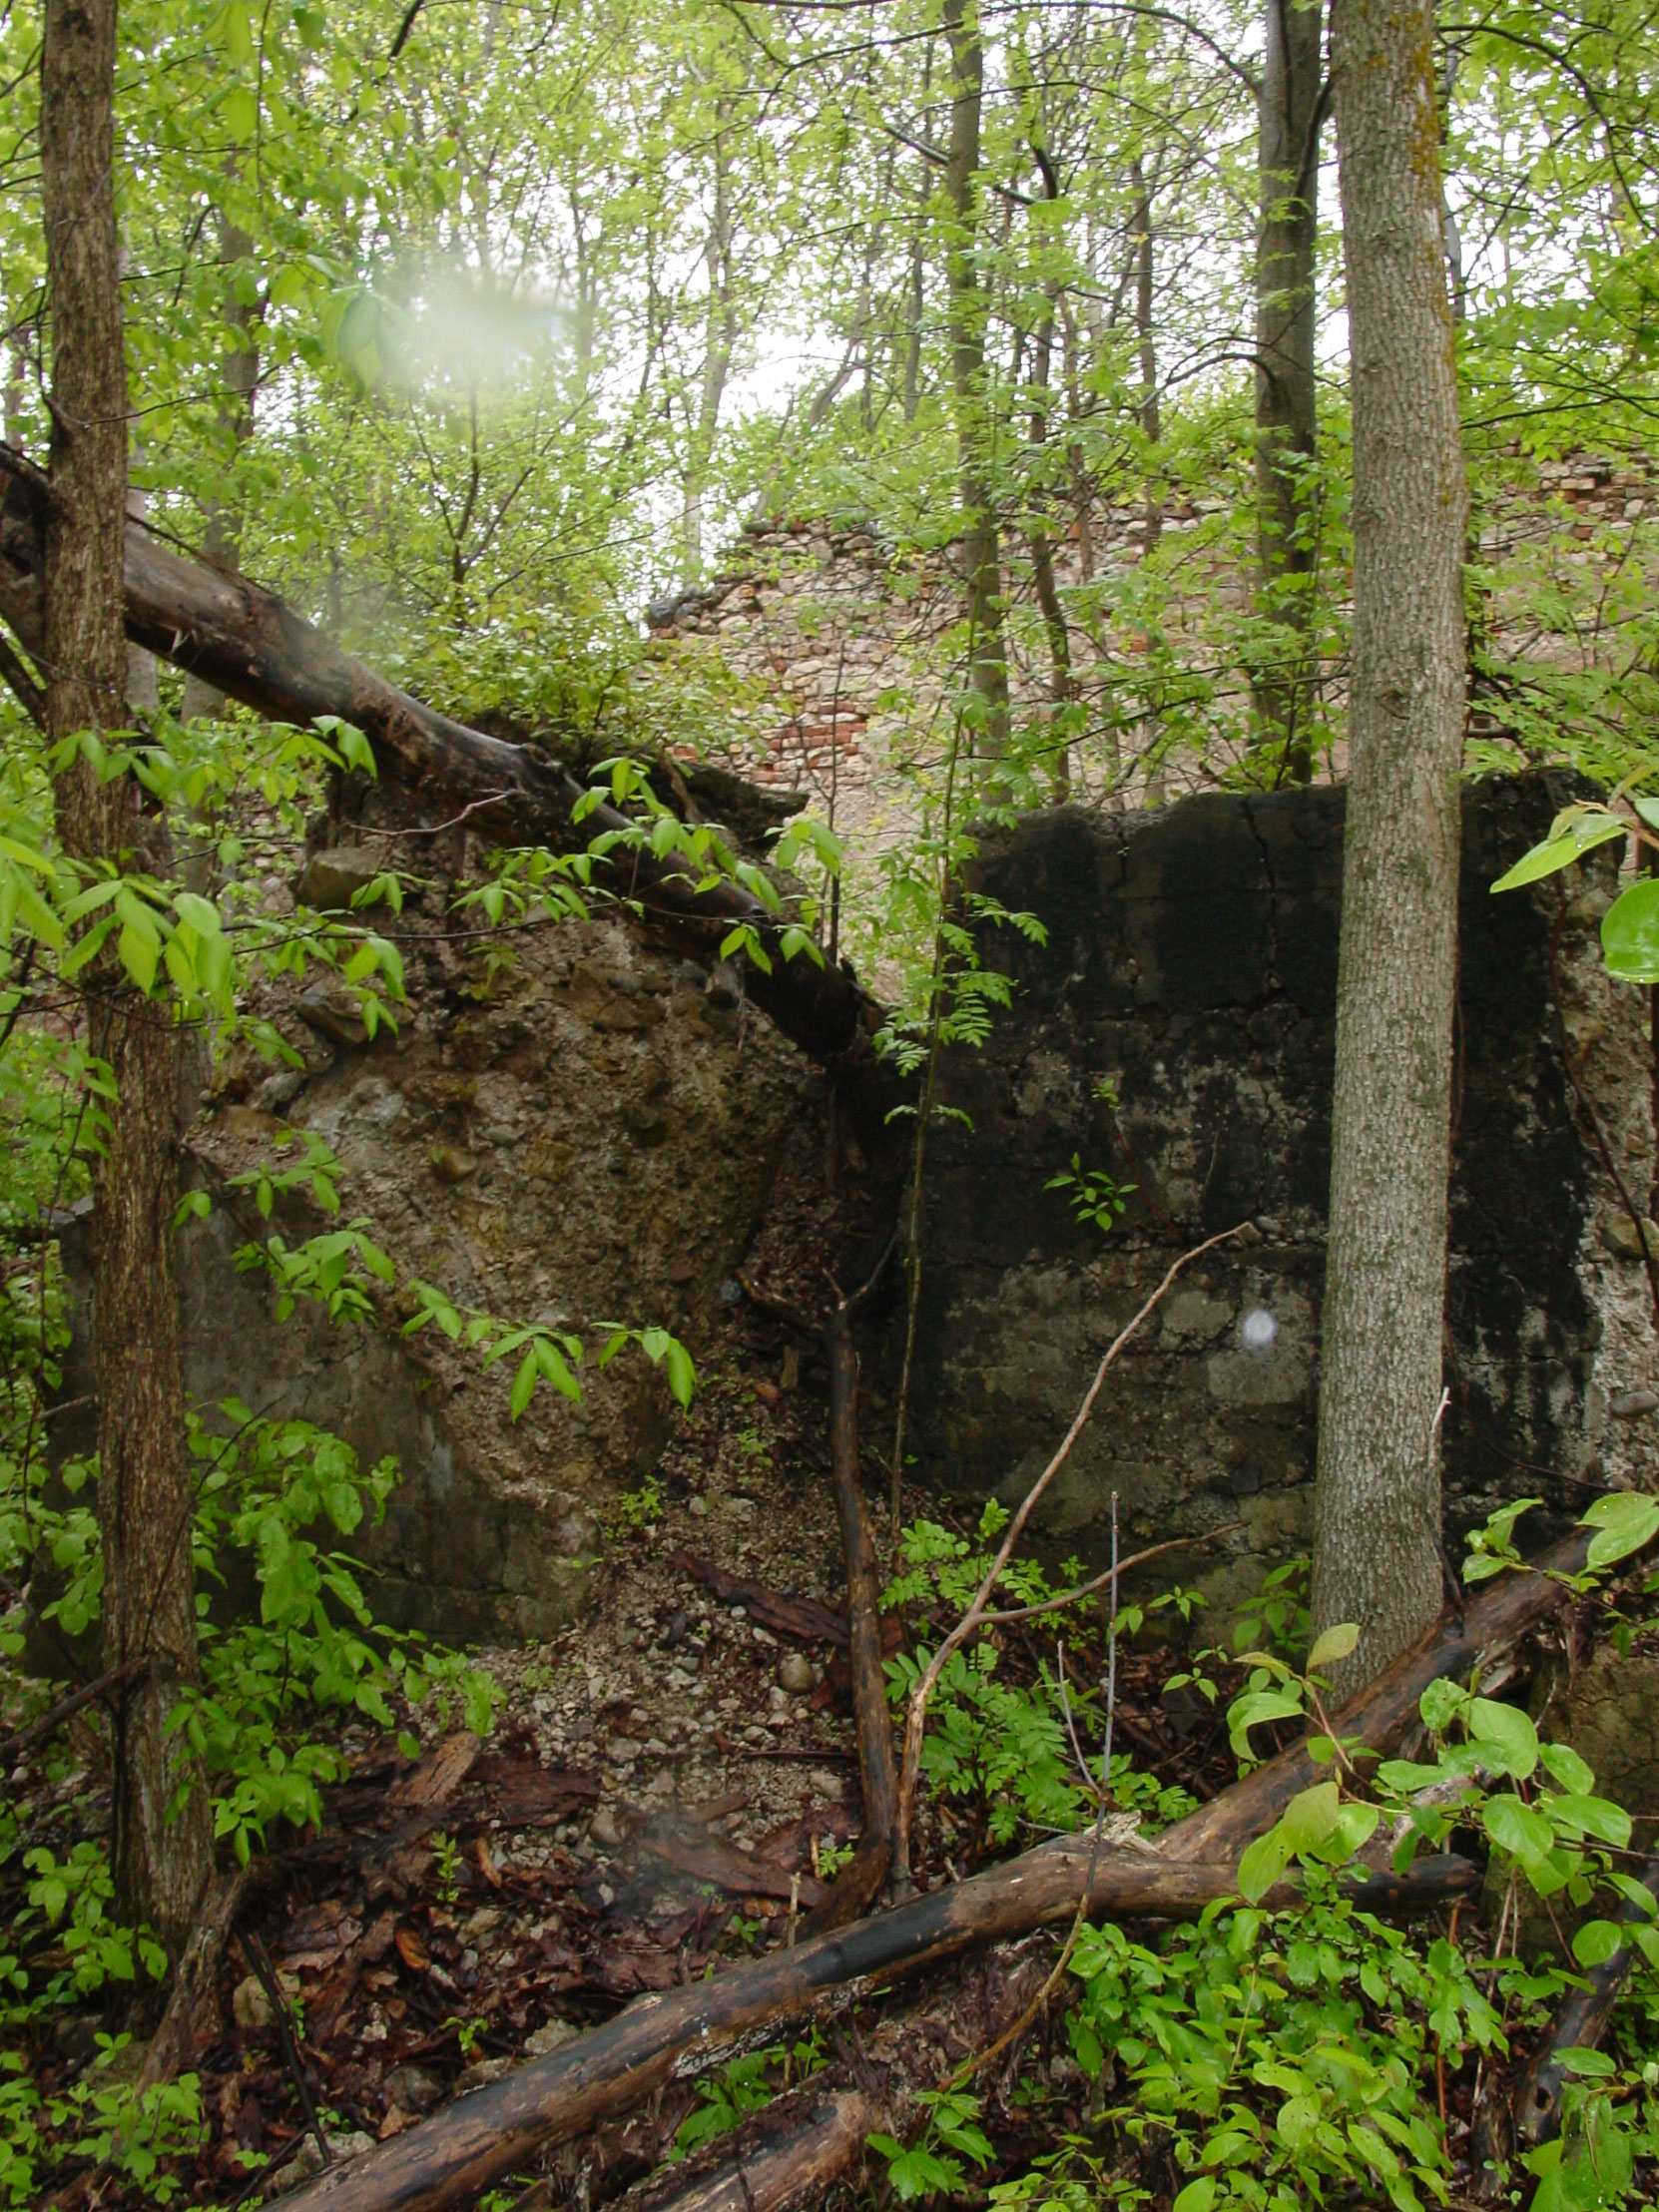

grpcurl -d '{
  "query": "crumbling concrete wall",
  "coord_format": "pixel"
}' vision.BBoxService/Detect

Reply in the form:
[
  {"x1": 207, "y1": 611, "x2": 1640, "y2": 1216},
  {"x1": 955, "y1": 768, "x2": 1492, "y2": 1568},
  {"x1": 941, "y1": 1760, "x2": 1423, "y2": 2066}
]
[
  {"x1": 56, "y1": 868, "x2": 811, "y2": 1648},
  {"x1": 867, "y1": 774, "x2": 1659, "y2": 1618}
]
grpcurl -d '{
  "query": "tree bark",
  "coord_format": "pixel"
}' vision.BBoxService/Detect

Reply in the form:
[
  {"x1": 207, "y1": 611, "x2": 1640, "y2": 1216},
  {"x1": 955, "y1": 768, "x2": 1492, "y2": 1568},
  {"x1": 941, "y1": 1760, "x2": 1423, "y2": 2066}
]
[
  {"x1": 1312, "y1": 0, "x2": 1468, "y2": 1697},
  {"x1": 682, "y1": 107, "x2": 736, "y2": 587},
  {"x1": 807, "y1": 1302, "x2": 898, "y2": 1927},
  {"x1": 941, "y1": 0, "x2": 1010, "y2": 789},
  {"x1": 39, "y1": 0, "x2": 212, "y2": 1952},
  {"x1": 1252, "y1": 0, "x2": 1326, "y2": 783},
  {"x1": 0, "y1": 442, "x2": 880, "y2": 1067}
]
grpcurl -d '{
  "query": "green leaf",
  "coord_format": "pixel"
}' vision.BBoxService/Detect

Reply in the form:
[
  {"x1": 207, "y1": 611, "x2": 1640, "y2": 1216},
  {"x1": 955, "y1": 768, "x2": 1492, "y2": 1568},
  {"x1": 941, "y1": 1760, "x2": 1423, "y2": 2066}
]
[
  {"x1": 1237, "y1": 1824, "x2": 1294, "y2": 1905},
  {"x1": 118, "y1": 919, "x2": 159, "y2": 994},
  {"x1": 1468, "y1": 1697, "x2": 1539, "y2": 1779},
  {"x1": 1548, "y1": 1794, "x2": 1632, "y2": 1848},
  {"x1": 1580, "y1": 1488, "x2": 1659, "y2": 1569},
  {"x1": 1306, "y1": 1621, "x2": 1359, "y2": 1672},
  {"x1": 1602, "y1": 878, "x2": 1659, "y2": 983},
  {"x1": 174, "y1": 890, "x2": 221, "y2": 937},
  {"x1": 223, "y1": 84, "x2": 258, "y2": 139},
  {"x1": 1539, "y1": 1742, "x2": 1595, "y2": 1795},
  {"x1": 1571, "y1": 1919, "x2": 1624, "y2": 1967},
  {"x1": 1280, "y1": 1781, "x2": 1342, "y2": 1852},
  {"x1": 1482, "y1": 1793, "x2": 1555, "y2": 1867},
  {"x1": 1172, "y1": 2184, "x2": 1218, "y2": 2212},
  {"x1": 666, "y1": 1340, "x2": 696, "y2": 1409},
  {"x1": 1490, "y1": 810, "x2": 1626, "y2": 891},
  {"x1": 509, "y1": 1349, "x2": 537, "y2": 1422}
]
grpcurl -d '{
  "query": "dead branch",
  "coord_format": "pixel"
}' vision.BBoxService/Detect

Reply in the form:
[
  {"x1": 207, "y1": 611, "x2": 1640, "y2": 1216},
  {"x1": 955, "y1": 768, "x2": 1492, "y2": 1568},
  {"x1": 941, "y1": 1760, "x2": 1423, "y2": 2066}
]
[
  {"x1": 0, "y1": 440, "x2": 877, "y2": 1065},
  {"x1": 891, "y1": 1226, "x2": 1247, "y2": 1887},
  {"x1": 1506, "y1": 1854, "x2": 1659, "y2": 2155},
  {"x1": 615, "y1": 2089, "x2": 881, "y2": 2212},
  {"x1": 0, "y1": 1655, "x2": 152, "y2": 1763}
]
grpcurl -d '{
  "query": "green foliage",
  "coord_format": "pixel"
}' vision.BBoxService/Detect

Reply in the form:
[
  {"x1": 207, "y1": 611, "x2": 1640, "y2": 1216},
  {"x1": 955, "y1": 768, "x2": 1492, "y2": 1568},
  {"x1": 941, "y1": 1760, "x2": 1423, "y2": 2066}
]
[
  {"x1": 670, "y1": 2034, "x2": 830, "y2": 2160},
  {"x1": 1044, "y1": 1155, "x2": 1136, "y2": 1236},
  {"x1": 870, "y1": 2087, "x2": 995, "y2": 2202},
  {"x1": 884, "y1": 1505, "x2": 1197, "y2": 1847}
]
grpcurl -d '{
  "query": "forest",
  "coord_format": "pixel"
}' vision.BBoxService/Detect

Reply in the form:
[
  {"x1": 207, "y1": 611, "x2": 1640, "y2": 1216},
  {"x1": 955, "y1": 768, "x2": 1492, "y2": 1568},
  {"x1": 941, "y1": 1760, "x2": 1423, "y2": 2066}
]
[{"x1": 3, "y1": 0, "x2": 1659, "y2": 2207}]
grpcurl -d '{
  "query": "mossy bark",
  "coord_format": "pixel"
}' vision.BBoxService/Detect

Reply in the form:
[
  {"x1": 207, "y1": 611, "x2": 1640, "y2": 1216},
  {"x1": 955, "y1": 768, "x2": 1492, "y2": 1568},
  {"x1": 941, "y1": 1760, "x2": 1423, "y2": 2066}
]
[{"x1": 41, "y1": 0, "x2": 211, "y2": 1951}]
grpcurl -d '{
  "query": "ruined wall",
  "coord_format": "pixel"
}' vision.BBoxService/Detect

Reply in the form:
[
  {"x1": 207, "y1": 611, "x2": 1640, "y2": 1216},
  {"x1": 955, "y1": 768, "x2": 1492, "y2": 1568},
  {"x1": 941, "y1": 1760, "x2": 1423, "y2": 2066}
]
[
  {"x1": 867, "y1": 774, "x2": 1659, "y2": 1616},
  {"x1": 56, "y1": 865, "x2": 812, "y2": 1648},
  {"x1": 647, "y1": 460, "x2": 1657, "y2": 840}
]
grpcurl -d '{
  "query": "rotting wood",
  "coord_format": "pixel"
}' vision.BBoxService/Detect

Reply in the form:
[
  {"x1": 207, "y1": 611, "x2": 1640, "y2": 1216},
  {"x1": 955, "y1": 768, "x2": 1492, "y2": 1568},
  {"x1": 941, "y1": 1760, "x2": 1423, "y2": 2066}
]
[
  {"x1": 277, "y1": 1529, "x2": 1590, "y2": 2212},
  {"x1": 1505, "y1": 1854, "x2": 1659, "y2": 2156},
  {"x1": 0, "y1": 440, "x2": 878, "y2": 1065},
  {"x1": 613, "y1": 2088, "x2": 880, "y2": 2212},
  {"x1": 668, "y1": 1555, "x2": 851, "y2": 1648}
]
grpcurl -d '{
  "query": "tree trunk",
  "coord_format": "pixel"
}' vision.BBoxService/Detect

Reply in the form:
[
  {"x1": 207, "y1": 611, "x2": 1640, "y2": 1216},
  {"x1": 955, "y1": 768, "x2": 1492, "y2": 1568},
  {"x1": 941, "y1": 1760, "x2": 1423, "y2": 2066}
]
[
  {"x1": 1024, "y1": 148, "x2": 1074, "y2": 803},
  {"x1": 1252, "y1": 0, "x2": 1326, "y2": 783},
  {"x1": 40, "y1": 0, "x2": 212, "y2": 1951},
  {"x1": 682, "y1": 109, "x2": 736, "y2": 588},
  {"x1": 1312, "y1": 0, "x2": 1468, "y2": 1698},
  {"x1": 941, "y1": 0, "x2": 1010, "y2": 788},
  {"x1": 1127, "y1": 159, "x2": 1169, "y2": 809}
]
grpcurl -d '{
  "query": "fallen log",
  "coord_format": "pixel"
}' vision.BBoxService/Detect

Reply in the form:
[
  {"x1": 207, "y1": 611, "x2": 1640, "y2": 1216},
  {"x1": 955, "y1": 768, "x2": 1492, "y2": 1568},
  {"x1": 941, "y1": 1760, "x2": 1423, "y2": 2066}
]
[
  {"x1": 614, "y1": 2088, "x2": 880, "y2": 2212},
  {"x1": 0, "y1": 441, "x2": 878, "y2": 1066},
  {"x1": 278, "y1": 1530, "x2": 1588, "y2": 2212},
  {"x1": 1508, "y1": 1854, "x2": 1659, "y2": 2154},
  {"x1": 279, "y1": 1848, "x2": 1476, "y2": 2212}
]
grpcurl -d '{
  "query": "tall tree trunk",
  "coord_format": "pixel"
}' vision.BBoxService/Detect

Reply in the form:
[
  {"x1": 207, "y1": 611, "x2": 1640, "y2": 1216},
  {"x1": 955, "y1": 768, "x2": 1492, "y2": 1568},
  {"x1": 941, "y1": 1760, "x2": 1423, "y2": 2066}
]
[
  {"x1": 1025, "y1": 146, "x2": 1073, "y2": 802},
  {"x1": 1128, "y1": 158, "x2": 1169, "y2": 808},
  {"x1": 181, "y1": 211, "x2": 257, "y2": 724},
  {"x1": 41, "y1": 0, "x2": 212, "y2": 1951},
  {"x1": 941, "y1": 0, "x2": 1010, "y2": 788},
  {"x1": 682, "y1": 110, "x2": 736, "y2": 588},
  {"x1": 1252, "y1": 0, "x2": 1326, "y2": 783},
  {"x1": 1312, "y1": 0, "x2": 1468, "y2": 1697}
]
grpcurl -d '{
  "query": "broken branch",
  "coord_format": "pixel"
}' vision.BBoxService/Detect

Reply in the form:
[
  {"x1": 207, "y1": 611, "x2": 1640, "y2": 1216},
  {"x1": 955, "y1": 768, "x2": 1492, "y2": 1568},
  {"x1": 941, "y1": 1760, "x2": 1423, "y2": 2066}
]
[
  {"x1": 0, "y1": 440, "x2": 877, "y2": 1064},
  {"x1": 890, "y1": 1226, "x2": 1247, "y2": 1887}
]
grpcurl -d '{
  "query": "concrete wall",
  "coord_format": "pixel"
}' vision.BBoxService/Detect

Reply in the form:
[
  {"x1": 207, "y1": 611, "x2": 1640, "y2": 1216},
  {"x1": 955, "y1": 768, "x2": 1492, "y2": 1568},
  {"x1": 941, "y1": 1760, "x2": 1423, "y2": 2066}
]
[{"x1": 866, "y1": 774, "x2": 1659, "y2": 1618}]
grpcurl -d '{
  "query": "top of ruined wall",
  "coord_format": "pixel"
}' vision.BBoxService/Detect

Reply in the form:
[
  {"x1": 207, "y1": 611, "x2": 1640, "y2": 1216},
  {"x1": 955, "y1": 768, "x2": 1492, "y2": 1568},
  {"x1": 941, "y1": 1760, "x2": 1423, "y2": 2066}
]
[{"x1": 645, "y1": 460, "x2": 1658, "y2": 843}]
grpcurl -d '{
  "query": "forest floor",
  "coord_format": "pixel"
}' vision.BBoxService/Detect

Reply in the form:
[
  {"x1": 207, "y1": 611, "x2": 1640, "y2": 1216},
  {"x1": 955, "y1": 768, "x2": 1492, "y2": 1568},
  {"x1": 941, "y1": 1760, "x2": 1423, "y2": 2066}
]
[{"x1": 4, "y1": 1135, "x2": 1247, "y2": 2209}]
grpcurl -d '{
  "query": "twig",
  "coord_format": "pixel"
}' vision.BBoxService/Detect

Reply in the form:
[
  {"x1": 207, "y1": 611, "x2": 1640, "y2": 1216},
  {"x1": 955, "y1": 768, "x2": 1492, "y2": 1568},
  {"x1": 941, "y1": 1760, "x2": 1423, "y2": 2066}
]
[
  {"x1": 890, "y1": 1225, "x2": 1247, "y2": 1886},
  {"x1": 246, "y1": 1932, "x2": 331, "y2": 2170},
  {"x1": 981, "y1": 1522, "x2": 1244, "y2": 1627},
  {"x1": 946, "y1": 1496, "x2": 1123, "y2": 2088},
  {"x1": 0, "y1": 1657, "x2": 152, "y2": 1762}
]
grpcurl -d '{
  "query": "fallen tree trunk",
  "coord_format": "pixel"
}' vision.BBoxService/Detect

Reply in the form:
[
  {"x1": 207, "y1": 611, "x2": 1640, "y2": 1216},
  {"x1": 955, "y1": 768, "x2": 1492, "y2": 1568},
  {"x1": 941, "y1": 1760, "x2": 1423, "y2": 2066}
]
[
  {"x1": 279, "y1": 1531, "x2": 1589, "y2": 2212},
  {"x1": 1508, "y1": 1854, "x2": 1659, "y2": 2155},
  {"x1": 280, "y1": 1856, "x2": 1473, "y2": 2212},
  {"x1": 0, "y1": 440, "x2": 878, "y2": 1065},
  {"x1": 615, "y1": 2088, "x2": 881, "y2": 2212}
]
